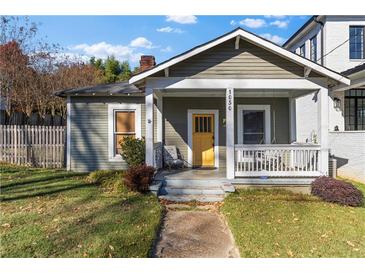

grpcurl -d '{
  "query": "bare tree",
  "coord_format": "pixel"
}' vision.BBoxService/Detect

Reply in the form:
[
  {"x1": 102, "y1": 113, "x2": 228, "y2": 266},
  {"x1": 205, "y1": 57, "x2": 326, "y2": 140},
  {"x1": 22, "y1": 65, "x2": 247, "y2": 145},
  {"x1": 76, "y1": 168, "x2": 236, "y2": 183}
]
[{"x1": 0, "y1": 16, "x2": 103, "y2": 123}]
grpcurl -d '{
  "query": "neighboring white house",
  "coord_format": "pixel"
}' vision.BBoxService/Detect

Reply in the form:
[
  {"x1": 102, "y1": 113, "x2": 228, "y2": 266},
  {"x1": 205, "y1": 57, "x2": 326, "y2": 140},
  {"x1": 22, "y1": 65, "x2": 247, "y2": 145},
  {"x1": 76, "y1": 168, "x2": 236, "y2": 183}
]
[{"x1": 284, "y1": 16, "x2": 365, "y2": 181}]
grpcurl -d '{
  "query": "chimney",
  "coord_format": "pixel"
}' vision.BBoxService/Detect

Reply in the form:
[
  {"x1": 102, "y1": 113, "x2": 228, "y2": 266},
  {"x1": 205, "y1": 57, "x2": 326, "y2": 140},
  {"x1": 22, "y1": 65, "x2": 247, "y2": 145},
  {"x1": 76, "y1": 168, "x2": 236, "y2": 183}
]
[{"x1": 139, "y1": 55, "x2": 156, "y2": 72}]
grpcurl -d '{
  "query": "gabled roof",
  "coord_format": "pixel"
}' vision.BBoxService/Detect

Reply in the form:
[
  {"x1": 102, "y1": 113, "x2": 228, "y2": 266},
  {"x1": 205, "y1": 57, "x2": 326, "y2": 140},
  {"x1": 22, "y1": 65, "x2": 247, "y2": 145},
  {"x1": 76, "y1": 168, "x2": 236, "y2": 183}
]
[
  {"x1": 55, "y1": 81, "x2": 141, "y2": 97},
  {"x1": 130, "y1": 27, "x2": 350, "y2": 86},
  {"x1": 283, "y1": 16, "x2": 319, "y2": 48}
]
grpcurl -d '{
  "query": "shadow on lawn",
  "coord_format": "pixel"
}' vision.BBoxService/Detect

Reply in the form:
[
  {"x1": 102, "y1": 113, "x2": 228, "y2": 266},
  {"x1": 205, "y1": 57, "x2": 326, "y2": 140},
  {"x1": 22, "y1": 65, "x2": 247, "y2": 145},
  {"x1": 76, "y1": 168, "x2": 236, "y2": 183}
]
[
  {"x1": 0, "y1": 174, "x2": 90, "y2": 202},
  {"x1": 1, "y1": 172, "x2": 83, "y2": 189}
]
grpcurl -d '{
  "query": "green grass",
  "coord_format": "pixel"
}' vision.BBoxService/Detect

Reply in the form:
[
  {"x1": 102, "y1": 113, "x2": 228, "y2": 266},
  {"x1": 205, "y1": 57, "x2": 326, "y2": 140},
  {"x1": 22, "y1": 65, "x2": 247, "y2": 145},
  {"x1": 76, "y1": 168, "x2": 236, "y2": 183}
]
[
  {"x1": 221, "y1": 184, "x2": 365, "y2": 258},
  {"x1": 0, "y1": 164, "x2": 162, "y2": 258}
]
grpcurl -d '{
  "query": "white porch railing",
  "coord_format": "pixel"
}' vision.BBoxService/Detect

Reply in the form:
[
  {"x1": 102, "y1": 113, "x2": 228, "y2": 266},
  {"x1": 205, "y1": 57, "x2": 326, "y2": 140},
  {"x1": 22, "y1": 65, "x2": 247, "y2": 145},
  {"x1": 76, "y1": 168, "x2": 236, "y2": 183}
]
[{"x1": 234, "y1": 144, "x2": 321, "y2": 177}]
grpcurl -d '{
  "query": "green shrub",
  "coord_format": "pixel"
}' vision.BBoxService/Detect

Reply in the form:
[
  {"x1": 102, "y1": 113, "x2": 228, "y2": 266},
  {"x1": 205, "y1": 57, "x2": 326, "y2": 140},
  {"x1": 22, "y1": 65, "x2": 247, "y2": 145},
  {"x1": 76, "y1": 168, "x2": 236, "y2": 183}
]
[
  {"x1": 119, "y1": 137, "x2": 145, "y2": 167},
  {"x1": 123, "y1": 165, "x2": 155, "y2": 193}
]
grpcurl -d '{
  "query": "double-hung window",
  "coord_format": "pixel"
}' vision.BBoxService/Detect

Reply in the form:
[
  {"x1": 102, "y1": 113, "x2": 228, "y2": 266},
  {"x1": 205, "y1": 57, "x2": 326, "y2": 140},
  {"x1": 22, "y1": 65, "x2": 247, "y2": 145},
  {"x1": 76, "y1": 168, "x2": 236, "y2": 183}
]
[
  {"x1": 349, "y1": 26, "x2": 365, "y2": 59},
  {"x1": 108, "y1": 103, "x2": 141, "y2": 160},
  {"x1": 345, "y1": 89, "x2": 365, "y2": 131},
  {"x1": 237, "y1": 105, "x2": 271, "y2": 144},
  {"x1": 299, "y1": 44, "x2": 306, "y2": 57},
  {"x1": 310, "y1": 36, "x2": 317, "y2": 62}
]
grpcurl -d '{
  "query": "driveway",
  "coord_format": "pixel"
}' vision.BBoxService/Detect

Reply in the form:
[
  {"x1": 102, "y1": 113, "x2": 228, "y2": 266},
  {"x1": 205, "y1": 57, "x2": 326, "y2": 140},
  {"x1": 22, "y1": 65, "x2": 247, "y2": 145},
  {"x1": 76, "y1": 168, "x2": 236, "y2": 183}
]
[{"x1": 153, "y1": 205, "x2": 240, "y2": 258}]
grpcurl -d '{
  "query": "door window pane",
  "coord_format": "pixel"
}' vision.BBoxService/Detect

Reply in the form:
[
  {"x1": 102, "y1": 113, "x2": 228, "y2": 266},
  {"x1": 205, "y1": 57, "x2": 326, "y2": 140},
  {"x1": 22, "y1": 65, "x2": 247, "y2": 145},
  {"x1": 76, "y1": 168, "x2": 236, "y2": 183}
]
[{"x1": 194, "y1": 115, "x2": 213, "y2": 133}]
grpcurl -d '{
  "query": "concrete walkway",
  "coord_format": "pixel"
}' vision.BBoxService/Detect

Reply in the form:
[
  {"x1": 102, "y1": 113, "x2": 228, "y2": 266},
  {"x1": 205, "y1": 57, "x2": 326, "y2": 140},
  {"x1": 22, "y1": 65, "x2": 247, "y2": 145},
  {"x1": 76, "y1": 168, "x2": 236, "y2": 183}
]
[{"x1": 153, "y1": 205, "x2": 240, "y2": 258}]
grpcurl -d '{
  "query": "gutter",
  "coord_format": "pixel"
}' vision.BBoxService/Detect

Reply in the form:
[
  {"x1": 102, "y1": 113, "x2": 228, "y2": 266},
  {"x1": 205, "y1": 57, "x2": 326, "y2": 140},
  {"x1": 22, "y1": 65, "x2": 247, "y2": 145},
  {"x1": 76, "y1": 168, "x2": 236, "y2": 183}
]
[{"x1": 314, "y1": 17, "x2": 325, "y2": 66}]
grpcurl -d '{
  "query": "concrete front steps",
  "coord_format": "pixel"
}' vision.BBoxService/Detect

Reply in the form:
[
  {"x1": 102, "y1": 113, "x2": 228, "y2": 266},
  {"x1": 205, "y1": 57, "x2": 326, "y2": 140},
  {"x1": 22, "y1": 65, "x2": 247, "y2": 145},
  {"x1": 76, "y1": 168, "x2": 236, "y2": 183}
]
[{"x1": 150, "y1": 179, "x2": 235, "y2": 202}]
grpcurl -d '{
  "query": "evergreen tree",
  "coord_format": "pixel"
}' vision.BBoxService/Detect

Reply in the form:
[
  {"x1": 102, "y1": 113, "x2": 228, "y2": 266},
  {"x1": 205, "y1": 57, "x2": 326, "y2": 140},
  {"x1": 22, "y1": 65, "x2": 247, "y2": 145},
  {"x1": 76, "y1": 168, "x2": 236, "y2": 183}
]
[
  {"x1": 118, "y1": 61, "x2": 132, "y2": 81},
  {"x1": 89, "y1": 55, "x2": 133, "y2": 83},
  {"x1": 104, "y1": 56, "x2": 121, "y2": 83}
]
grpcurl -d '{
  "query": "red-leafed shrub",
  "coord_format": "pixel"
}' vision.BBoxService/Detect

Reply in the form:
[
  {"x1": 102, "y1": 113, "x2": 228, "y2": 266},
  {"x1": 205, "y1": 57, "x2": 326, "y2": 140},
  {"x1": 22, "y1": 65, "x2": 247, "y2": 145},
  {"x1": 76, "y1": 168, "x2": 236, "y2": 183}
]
[
  {"x1": 311, "y1": 176, "x2": 364, "y2": 207},
  {"x1": 123, "y1": 165, "x2": 155, "y2": 193}
]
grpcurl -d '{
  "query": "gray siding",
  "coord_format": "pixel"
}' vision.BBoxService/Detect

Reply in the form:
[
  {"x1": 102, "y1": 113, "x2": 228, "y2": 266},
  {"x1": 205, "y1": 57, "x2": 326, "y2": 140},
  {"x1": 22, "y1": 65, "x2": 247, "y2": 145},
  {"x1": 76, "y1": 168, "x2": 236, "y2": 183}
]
[
  {"x1": 70, "y1": 96, "x2": 146, "y2": 172},
  {"x1": 70, "y1": 95, "x2": 289, "y2": 171},
  {"x1": 163, "y1": 97, "x2": 289, "y2": 168},
  {"x1": 169, "y1": 38, "x2": 320, "y2": 79}
]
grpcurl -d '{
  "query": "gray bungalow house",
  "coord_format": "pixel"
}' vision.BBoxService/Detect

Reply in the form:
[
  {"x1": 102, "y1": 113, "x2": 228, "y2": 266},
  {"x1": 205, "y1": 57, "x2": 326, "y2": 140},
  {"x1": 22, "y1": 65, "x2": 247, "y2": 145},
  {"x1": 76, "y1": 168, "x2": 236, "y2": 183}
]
[{"x1": 57, "y1": 28, "x2": 351, "y2": 185}]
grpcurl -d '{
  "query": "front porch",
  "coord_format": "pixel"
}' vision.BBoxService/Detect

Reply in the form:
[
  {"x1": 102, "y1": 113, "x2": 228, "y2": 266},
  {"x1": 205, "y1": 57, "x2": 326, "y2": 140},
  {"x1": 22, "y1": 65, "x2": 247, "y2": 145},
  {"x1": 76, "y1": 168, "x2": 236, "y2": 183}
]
[
  {"x1": 154, "y1": 166, "x2": 316, "y2": 185},
  {"x1": 145, "y1": 78, "x2": 330, "y2": 182}
]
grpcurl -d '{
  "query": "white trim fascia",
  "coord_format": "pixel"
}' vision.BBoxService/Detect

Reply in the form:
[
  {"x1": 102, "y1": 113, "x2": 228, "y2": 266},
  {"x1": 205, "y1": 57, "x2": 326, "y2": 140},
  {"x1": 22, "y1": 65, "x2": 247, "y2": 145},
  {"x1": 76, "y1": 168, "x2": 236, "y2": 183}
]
[
  {"x1": 107, "y1": 103, "x2": 142, "y2": 162},
  {"x1": 146, "y1": 78, "x2": 326, "y2": 90},
  {"x1": 330, "y1": 78, "x2": 365, "y2": 92},
  {"x1": 187, "y1": 109, "x2": 219, "y2": 168},
  {"x1": 130, "y1": 28, "x2": 350, "y2": 85},
  {"x1": 237, "y1": 105, "x2": 271, "y2": 144},
  {"x1": 66, "y1": 96, "x2": 71, "y2": 171}
]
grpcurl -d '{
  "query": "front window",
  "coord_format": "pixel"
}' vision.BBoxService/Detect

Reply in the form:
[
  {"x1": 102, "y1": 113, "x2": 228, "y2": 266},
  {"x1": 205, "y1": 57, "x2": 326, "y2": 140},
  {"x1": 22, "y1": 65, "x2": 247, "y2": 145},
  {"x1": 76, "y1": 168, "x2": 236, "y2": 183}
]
[
  {"x1": 242, "y1": 110, "x2": 265, "y2": 144},
  {"x1": 114, "y1": 110, "x2": 136, "y2": 155},
  {"x1": 108, "y1": 103, "x2": 141, "y2": 160},
  {"x1": 349, "y1": 26, "x2": 365, "y2": 59},
  {"x1": 237, "y1": 105, "x2": 271, "y2": 144},
  {"x1": 310, "y1": 36, "x2": 317, "y2": 62},
  {"x1": 299, "y1": 44, "x2": 306, "y2": 57},
  {"x1": 345, "y1": 89, "x2": 365, "y2": 130}
]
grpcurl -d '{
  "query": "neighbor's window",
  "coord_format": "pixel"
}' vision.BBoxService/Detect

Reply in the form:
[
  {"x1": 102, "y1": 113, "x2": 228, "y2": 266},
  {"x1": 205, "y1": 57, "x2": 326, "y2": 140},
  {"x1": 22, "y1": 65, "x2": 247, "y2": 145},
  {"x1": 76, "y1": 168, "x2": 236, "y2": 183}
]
[
  {"x1": 299, "y1": 44, "x2": 306, "y2": 57},
  {"x1": 349, "y1": 26, "x2": 365, "y2": 59},
  {"x1": 114, "y1": 110, "x2": 136, "y2": 155},
  {"x1": 345, "y1": 89, "x2": 365, "y2": 130},
  {"x1": 310, "y1": 36, "x2": 317, "y2": 62}
]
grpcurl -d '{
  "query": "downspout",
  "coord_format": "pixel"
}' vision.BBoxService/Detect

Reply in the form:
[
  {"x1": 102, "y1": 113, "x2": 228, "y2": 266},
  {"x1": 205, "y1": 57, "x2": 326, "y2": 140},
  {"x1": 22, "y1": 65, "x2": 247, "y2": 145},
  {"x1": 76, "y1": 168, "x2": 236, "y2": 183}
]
[{"x1": 314, "y1": 16, "x2": 325, "y2": 66}]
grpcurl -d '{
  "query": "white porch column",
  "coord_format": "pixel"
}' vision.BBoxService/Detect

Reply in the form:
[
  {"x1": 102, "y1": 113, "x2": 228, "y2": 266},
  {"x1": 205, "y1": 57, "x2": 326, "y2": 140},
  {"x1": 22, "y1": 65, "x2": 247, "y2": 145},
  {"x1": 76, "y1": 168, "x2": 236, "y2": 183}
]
[
  {"x1": 317, "y1": 87, "x2": 329, "y2": 175},
  {"x1": 145, "y1": 88, "x2": 154, "y2": 166},
  {"x1": 289, "y1": 97, "x2": 297, "y2": 143},
  {"x1": 155, "y1": 93, "x2": 163, "y2": 168},
  {"x1": 226, "y1": 87, "x2": 235, "y2": 179},
  {"x1": 156, "y1": 94, "x2": 163, "y2": 143}
]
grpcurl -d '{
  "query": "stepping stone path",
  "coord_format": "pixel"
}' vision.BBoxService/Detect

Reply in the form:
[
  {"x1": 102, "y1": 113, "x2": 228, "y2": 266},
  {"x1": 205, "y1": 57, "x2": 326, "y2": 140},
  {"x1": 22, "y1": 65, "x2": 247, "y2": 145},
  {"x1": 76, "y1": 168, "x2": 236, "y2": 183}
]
[{"x1": 152, "y1": 204, "x2": 240, "y2": 258}]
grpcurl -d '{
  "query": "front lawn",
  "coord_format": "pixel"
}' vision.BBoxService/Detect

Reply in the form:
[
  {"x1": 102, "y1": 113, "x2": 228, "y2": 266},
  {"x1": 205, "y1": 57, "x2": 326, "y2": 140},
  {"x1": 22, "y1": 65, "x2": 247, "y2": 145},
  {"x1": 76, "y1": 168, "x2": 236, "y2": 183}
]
[
  {"x1": 0, "y1": 164, "x2": 162, "y2": 258},
  {"x1": 221, "y1": 184, "x2": 365, "y2": 258}
]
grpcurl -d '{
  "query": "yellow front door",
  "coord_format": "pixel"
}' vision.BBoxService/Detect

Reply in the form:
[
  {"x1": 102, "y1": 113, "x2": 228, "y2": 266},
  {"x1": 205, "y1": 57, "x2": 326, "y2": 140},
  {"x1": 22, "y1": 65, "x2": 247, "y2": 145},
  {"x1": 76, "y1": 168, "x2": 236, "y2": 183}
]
[{"x1": 192, "y1": 114, "x2": 215, "y2": 167}]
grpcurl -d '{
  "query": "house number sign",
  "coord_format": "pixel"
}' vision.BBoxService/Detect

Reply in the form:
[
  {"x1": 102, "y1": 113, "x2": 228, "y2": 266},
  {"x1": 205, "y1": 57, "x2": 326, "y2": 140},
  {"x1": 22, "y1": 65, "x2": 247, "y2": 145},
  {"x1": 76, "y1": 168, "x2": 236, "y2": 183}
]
[{"x1": 226, "y1": 88, "x2": 233, "y2": 112}]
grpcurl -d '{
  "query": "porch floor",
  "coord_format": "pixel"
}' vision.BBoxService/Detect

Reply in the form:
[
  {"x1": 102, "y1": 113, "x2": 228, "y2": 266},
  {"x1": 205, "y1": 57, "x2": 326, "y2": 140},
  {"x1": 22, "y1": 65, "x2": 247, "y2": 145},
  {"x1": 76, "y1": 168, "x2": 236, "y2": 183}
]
[{"x1": 154, "y1": 167, "x2": 315, "y2": 186}]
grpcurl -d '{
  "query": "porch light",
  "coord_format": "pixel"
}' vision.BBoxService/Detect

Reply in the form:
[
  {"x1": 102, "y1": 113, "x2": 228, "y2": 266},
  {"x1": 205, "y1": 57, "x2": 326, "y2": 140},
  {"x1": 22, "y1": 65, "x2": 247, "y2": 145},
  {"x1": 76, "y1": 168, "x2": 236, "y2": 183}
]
[{"x1": 333, "y1": 97, "x2": 341, "y2": 109}]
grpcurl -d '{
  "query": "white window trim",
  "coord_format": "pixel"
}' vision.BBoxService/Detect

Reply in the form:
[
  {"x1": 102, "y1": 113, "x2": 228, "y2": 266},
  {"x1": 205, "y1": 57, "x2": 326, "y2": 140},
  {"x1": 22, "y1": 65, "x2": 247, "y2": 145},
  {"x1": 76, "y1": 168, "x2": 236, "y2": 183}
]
[
  {"x1": 310, "y1": 35, "x2": 317, "y2": 62},
  {"x1": 108, "y1": 103, "x2": 141, "y2": 162},
  {"x1": 237, "y1": 105, "x2": 271, "y2": 144},
  {"x1": 187, "y1": 109, "x2": 219, "y2": 168}
]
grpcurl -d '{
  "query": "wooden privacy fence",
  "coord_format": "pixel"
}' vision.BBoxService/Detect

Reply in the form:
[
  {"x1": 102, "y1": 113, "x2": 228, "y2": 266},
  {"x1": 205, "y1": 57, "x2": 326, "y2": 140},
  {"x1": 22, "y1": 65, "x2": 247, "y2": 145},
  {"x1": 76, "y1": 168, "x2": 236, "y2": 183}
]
[{"x1": 0, "y1": 125, "x2": 66, "y2": 168}]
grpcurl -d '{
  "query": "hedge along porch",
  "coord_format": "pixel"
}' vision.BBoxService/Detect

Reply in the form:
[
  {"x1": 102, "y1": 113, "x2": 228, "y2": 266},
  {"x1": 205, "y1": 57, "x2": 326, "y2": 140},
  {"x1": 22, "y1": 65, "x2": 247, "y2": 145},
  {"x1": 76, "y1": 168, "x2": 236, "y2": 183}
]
[{"x1": 130, "y1": 28, "x2": 350, "y2": 182}]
